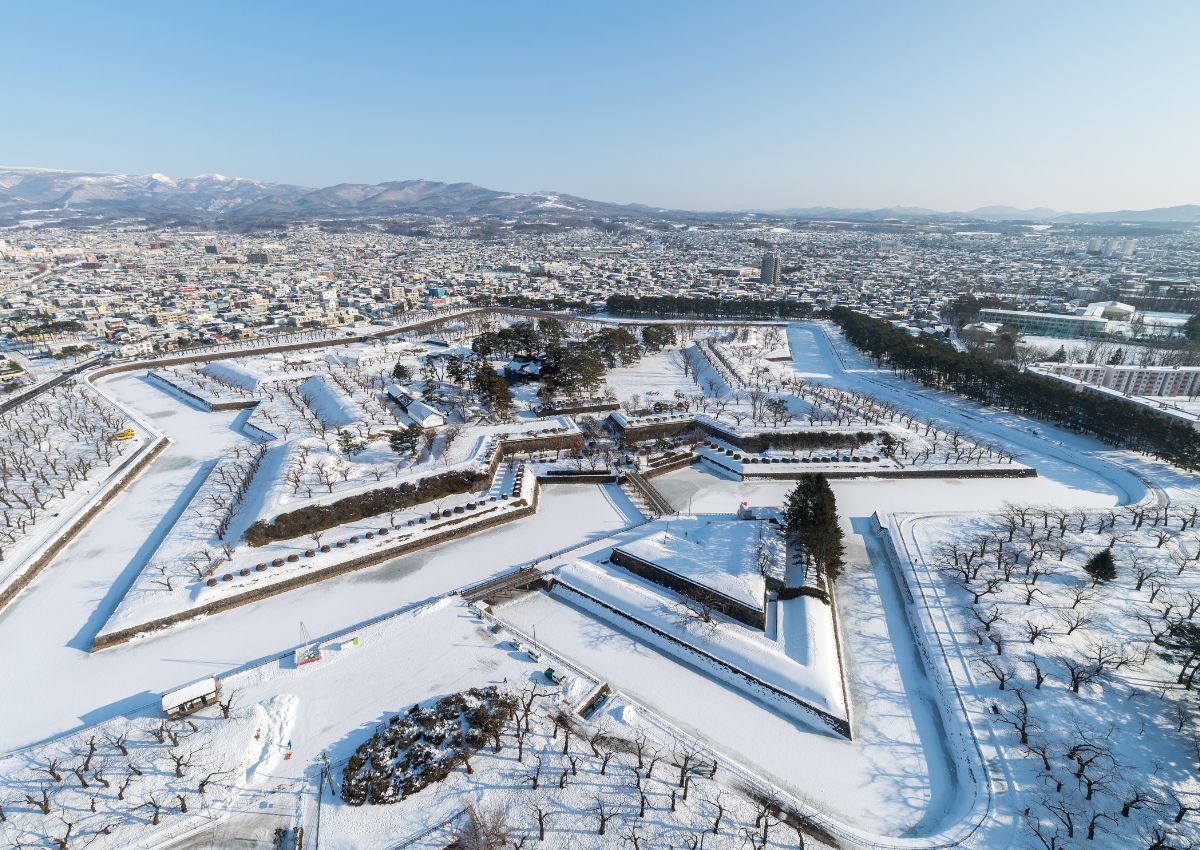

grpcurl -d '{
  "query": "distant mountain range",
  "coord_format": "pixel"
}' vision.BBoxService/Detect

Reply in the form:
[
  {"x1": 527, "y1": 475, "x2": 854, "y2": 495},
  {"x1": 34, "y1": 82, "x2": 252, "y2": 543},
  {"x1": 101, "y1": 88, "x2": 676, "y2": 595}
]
[
  {"x1": 772, "y1": 203, "x2": 1200, "y2": 223},
  {"x1": 0, "y1": 166, "x2": 1197, "y2": 225},
  {"x1": 0, "y1": 167, "x2": 659, "y2": 222}
]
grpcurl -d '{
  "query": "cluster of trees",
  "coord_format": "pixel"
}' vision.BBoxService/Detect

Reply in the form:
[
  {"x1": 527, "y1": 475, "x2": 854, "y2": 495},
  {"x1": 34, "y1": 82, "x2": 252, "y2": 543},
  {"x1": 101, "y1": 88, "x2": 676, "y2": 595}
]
[
  {"x1": 51, "y1": 343, "x2": 95, "y2": 360},
  {"x1": 942, "y1": 294, "x2": 1014, "y2": 329},
  {"x1": 467, "y1": 319, "x2": 643, "y2": 401},
  {"x1": 406, "y1": 351, "x2": 513, "y2": 420},
  {"x1": 0, "y1": 384, "x2": 135, "y2": 565},
  {"x1": 472, "y1": 362, "x2": 513, "y2": 418},
  {"x1": 640, "y1": 325, "x2": 677, "y2": 352},
  {"x1": 831, "y1": 308, "x2": 1200, "y2": 471},
  {"x1": 782, "y1": 475, "x2": 845, "y2": 583},
  {"x1": 243, "y1": 468, "x2": 488, "y2": 546},
  {"x1": 928, "y1": 502, "x2": 1200, "y2": 848},
  {"x1": 342, "y1": 686, "x2": 518, "y2": 805},
  {"x1": 10, "y1": 316, "x2": 85, "y2": 341},
  {"x1": 606, "y1": 295, "x2": 813, "y2": 320},
  {"x1": 539, "y1": 326, "x2": 642, "y2": 400},
  {"x1": 462, "y1": 319, "x2": 679, "y2": 403},
  {"x1": 490, "y1": 294, "x2": 594, "y2": 312},
  {"x1": 342, "y1": 681, "x2": 825, "y2": 850},
  {"x1": 0, "y1": 691, "x2": 241, "y2": 848},
  {"x1": 471, "y1": 321, "x2": 552, "y2": 360}
]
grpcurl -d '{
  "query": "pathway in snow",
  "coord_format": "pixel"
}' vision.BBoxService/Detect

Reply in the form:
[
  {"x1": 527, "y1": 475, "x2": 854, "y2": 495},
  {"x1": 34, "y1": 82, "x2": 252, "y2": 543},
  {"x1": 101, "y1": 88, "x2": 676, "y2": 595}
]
[{"x1": 787, "y1": 322, "x2": 1147, "y2": 504}]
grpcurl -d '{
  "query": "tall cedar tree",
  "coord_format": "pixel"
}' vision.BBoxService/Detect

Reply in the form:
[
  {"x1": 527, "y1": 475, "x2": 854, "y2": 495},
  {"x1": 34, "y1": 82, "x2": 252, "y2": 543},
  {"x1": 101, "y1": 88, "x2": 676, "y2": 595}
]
[{"x1": 782, "y1": 474, "x2": 845, "y2": 583}]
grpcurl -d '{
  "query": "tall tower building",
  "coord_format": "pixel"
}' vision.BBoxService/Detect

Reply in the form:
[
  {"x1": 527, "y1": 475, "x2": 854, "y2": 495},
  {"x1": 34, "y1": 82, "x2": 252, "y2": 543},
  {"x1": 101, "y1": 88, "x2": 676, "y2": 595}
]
[{"x1": 761, "y1": 251, "x2": 781, "y2": 286}]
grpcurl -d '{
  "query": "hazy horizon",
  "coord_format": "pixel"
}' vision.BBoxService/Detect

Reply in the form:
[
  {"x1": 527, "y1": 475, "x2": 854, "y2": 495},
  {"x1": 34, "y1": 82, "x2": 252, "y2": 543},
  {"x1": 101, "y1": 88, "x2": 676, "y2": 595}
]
[{"x1": 3, "y1": 0, "x2": 1198, "y2": 212}]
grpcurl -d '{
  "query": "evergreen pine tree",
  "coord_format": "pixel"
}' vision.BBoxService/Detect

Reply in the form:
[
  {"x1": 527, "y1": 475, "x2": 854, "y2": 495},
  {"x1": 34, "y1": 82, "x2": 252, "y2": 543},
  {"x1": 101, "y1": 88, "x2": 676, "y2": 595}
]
[
  {"x1": 1084, "y1": 547, "x2": 1117, "y2": 585},
  {"x1": 337, "y1": 428, "x2": 364, "y2": 456},
  {"x1": 811, "y1": 477, "x2": 845, "y2": 581},
  {"x1": 389, "y1": 424, "x2": 423, "y2": 458}
]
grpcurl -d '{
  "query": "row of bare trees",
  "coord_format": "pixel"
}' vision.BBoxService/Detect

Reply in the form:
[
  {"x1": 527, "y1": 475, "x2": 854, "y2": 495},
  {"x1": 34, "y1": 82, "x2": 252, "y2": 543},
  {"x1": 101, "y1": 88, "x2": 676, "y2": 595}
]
[
  {"x1": 1, "y1": 693, "x2": 240, "y2": 849},
  {"x1": 0, "y1": 383, "x2": 134, "y2": 565}
]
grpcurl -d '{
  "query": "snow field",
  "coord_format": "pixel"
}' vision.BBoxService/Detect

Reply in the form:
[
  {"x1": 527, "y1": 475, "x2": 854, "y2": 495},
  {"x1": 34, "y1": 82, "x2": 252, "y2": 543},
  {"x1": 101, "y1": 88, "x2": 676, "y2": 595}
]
[
  {"x1": 549, "y1": 556, "x2": 845, "y2": 722},
  {"x1": 0, "y1": 694, "x2": 296, "y2": 850},
  {"x1": 5, "y1": 317, "x2": 1197, "y2": 849},
  {"x1": 902, "y1": 503, "x2": 1200, "y2": 849},
  {"x1": 613, "y1": 516, "x2": 769, "y2": 611},
  {"x1": 0, "y1": 379, "x2": 150, "y2": 598}
]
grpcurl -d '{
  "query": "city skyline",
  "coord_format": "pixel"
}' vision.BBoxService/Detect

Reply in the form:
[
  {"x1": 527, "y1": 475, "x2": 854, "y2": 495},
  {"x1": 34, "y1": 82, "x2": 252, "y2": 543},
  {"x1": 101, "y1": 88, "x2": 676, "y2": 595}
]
[{"x1": 4, "y1": 0, "x2": 1198, "y2": 212}]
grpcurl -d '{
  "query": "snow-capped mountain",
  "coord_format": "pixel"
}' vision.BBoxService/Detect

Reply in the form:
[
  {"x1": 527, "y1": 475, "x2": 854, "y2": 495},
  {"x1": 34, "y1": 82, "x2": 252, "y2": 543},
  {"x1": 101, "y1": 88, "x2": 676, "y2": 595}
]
[
  {"x1": 0, "y1": 167, "x2": 654, "y2": 221},
  {"x1": 0, "y1": 167, "x2": 1194, "y2": 224}
]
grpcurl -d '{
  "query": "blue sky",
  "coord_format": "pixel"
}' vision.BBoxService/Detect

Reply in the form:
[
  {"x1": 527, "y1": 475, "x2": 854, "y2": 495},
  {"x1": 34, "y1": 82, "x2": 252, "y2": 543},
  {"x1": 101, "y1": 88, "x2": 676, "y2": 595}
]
[{"x1": 3, "y1": 1, "x2": 1197, "y2": 211}]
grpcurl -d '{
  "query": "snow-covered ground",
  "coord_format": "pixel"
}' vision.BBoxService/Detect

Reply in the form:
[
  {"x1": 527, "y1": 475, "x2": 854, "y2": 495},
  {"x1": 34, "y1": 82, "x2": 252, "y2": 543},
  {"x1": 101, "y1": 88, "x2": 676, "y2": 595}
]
[
  {"x1": 3, "y1": 317, "x2": 1197, "y2": 849},
  {"x1": 548, "y1": 556, "x2": 845, "y2": 725},
  {"x1": 893, "y1": 501, "x2": 1200, "y2": 848},
  {"x1": 0, "y1": 373, "x2": 637, "y2": 752},
  {"x1": 0, "y1": 380, "x2": 151, "y2": 599},
  {"x1": 613, "y1": 517, "x2": 768, "y2": 611},
  {"x1": 0, "y1": 693, "x2": 296, "y2": 850}
]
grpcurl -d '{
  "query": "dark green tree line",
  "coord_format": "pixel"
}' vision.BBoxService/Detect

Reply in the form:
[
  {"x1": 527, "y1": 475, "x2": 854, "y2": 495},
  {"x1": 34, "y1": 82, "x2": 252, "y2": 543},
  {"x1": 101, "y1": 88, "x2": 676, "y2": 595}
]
[
  {"x1": 831, "y1": 308, "x2": 1200, "y2": 471},
  {"x1": 607, "y1": 294, "x2": 812, "y2": 320}
]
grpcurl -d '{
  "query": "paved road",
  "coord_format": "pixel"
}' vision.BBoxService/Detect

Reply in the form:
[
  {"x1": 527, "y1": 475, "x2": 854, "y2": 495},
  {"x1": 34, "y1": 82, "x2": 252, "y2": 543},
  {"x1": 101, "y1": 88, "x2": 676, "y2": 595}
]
[{"x1": 0, "y1": 355, "x2": 102, "y2": 413}]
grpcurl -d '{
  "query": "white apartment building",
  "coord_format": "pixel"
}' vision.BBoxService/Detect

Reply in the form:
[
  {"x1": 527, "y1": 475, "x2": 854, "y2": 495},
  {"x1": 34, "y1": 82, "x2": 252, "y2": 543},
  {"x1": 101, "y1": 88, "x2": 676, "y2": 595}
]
[{"x1": 1036, "y1": 363, "x2": 1200, "y2": 397}]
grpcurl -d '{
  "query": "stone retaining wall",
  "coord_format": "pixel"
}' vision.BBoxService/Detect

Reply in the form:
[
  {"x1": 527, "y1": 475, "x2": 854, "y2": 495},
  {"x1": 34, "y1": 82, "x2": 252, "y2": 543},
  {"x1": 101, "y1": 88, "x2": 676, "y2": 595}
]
[
  {"x1": 823, "y1": 581, "x2": 854, "y2": 736},
  {"x1": 552, "y1": 580, "x2": 850, "y2": 739},
  {"x1": 91, "y1": 483, "x2": 541, "y2": 651},
  {"x1": 700, "y1": 452, "x2": 1037, "y2": 481},
  {"x1": 536, "y1": 471, "x2": 619, "y2": 484},
  {"x1": 642, "y1": 453, "x2": 700, "y2": 478},
  {"x1": 609, "y1": 548, "x2": 766, "y2": 629},
  {"x1": 147, "y1": 371, "x2": 259, "y2": 412}
]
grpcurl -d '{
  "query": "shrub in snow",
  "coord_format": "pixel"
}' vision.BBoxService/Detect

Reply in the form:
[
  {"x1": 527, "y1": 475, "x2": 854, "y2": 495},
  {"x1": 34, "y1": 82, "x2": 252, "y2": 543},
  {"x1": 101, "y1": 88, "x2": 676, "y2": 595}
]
[
  {"x1": 243, "y1": 469, "x2": 488, "y2": 546},
  {"x1": 341, "y1": 686, "x2": 518, "y2": 806},
  {"x1": 1084, "y1": 547, "x2": 1117, "y2": 584}
]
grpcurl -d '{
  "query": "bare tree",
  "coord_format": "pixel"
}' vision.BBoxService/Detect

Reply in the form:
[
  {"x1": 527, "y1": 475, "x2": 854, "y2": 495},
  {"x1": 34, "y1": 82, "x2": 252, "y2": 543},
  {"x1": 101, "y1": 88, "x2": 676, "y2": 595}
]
[
  {"x1": 169, "y1": 749, "x2": 193, "y2": 778},
  {"x1": 995, "y1": 688, "x2": 1035, "y2": 744},
  {"x1": 452, "y1": 800, "x2": 511, "y2": 850},
  {"x1": 528, "y1": 796, "x2": 551, "y2": 842},
  {"x1": 198, "y1": 767, "x2": 233, "y2": 795},
  {"x1": 979, "y1": 657, "x2": 1014, "y2": 690},
  {"x1": 24, "y1": 786, "x2": 51, "y2": 814},
  {"x1": 139, "y1": 794, "x2": 165, "y2": 826},
  {"x1": 595, "y1": 798, "x2": 614, "y2": 836}
]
